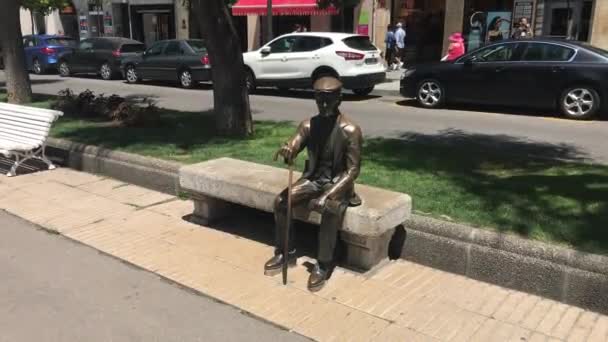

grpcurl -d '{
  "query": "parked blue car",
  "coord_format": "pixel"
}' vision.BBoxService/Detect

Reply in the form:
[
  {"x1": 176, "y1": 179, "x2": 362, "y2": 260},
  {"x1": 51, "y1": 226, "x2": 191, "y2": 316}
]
[{"x1": 23, "y1": 35, "x2": 76, "y2": 74}]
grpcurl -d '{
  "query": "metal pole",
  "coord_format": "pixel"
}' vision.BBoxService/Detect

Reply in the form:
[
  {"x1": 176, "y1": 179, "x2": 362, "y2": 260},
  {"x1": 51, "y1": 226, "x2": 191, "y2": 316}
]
[
  {"x1": 266, "y1": 0, "x2": 273, "y2": 43},
  {"x1": 282, "y1": 161, "x2": 293, "y2": 286},
  {"x1": 128, "y1": 0, "x2": 133, "y2": 39}
]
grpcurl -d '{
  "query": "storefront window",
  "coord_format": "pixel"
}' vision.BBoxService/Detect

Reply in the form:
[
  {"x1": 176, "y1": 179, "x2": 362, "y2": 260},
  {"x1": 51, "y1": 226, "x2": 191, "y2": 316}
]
[
  {"x1": 392, "y1": 0, "x2": 445, "y2": 63},
  {"x1": 463, "y1": 0, "x2": 513, "y2": 51}
]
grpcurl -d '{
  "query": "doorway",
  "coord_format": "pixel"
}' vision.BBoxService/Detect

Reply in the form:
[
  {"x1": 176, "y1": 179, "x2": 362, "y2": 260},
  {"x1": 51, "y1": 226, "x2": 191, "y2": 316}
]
[
  {"x1": 544, "y1": 0, "x2": 594, "y2": 41},
  {"x1": 131, "y1": 5, "x2": 175, "y2": 45}
]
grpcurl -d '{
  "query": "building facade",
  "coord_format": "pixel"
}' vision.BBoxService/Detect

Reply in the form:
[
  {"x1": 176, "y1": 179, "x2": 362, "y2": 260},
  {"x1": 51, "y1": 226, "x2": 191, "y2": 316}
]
[
  {"x1": 69, "y1": 0, "x2": 188, "y2": 44},
  {"x1": 232, "y1": 0, "x2": 608, "y2": 63}
]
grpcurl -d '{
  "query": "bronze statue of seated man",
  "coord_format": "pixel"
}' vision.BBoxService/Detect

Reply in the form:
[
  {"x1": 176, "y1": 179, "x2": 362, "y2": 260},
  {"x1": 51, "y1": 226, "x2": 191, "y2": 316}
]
[{"x1": 264, "y1": 76, "x2": 363, "y2": 292}]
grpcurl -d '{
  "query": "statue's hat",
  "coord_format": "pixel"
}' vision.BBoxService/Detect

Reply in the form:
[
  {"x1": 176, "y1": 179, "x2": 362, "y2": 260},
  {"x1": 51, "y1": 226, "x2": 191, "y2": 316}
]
[{"x1": 313, "y1": 76, "x2": 343, "y2": 92}]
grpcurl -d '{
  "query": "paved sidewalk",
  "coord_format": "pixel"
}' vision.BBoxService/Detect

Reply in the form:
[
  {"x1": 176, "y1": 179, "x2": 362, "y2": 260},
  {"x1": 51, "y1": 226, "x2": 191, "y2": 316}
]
[
  {"x1": 1, "y1": 168, "x2": 607, "y2": 342},
  {"x1": 0, "y1": 210, "x2": 309, "y2": 342}
]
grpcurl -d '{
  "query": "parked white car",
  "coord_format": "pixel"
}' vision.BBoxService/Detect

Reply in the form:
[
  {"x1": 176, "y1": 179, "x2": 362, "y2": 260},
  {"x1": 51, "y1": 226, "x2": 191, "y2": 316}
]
[{"x1": 243, "y1": 32, "x2": 386, "y2": 96}]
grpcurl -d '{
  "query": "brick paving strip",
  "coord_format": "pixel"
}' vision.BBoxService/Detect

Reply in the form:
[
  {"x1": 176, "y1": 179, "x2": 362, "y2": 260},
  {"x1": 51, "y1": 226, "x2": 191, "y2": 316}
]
[{"x1": 1, "y1": 168, "x2": 607, "y2": 342}]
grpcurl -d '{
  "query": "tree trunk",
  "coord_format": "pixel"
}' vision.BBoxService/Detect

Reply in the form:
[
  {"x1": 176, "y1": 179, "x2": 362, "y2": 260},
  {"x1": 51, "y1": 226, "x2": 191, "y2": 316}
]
[
  {"x1": 0, "y1": 0, "x2": 33, "y2": 104},
  {"x1": 192, "y1": 0, "x2": 253, "y2": 137},
  {"x1": 31, "y1": 11, "x2": 36, "y2": 35}
]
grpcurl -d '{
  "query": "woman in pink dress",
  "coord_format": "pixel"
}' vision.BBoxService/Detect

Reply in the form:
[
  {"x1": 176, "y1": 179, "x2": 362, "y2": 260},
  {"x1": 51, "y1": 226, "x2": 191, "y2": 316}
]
[{"x1": 446, "y1": 33, "x2": 466, "y2": 61}]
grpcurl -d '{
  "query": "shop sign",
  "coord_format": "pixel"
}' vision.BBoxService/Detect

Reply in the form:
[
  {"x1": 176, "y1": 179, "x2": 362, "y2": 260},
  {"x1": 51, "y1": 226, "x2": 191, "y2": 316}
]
[
  {"x1": 79, "y1": 16, "x2": 88, "y2": 34},
  {"x1": 357, "y1": 10, "x2": 370, "y2": 36},
  {"x1": 104, "y1": 15, "x2": 113, "y2": 35}
]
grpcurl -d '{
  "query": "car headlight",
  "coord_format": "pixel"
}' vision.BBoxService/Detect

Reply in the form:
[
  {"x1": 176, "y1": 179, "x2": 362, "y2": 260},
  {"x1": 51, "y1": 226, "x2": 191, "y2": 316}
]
[{"x1": 401, "y1": 68, "x2": 416, "y2": 79}]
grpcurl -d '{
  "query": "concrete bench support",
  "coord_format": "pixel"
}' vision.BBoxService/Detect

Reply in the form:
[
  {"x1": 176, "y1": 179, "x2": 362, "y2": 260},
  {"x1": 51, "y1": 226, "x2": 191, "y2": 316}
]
[
  {"x1": 190, "y1": 194, "x2": 230, "y2": 226},
  {"x1": 179, "y1": 158, "x2": 412, "y2": 271}
]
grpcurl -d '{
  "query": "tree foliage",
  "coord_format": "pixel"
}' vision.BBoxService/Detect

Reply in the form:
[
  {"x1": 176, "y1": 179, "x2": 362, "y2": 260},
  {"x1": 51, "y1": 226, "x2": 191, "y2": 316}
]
[{"x1": 20, "y1": 0, "x2": 69, "y2": 16}]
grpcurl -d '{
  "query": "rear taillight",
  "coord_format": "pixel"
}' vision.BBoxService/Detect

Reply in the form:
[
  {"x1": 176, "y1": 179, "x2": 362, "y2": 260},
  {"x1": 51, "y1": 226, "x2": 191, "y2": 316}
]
[
  {"x1": 112, "y1": 49, "x2": 121, "y2": 58},
  {"x1": 336, "y1": 51, "x2": 365, "y2": 60},
  {"x1": 201, "y1": 55, "x2": 210, "y2": 65},
  {"x1": 41, "y1": 47, "x2": 56, "y2": 55}
]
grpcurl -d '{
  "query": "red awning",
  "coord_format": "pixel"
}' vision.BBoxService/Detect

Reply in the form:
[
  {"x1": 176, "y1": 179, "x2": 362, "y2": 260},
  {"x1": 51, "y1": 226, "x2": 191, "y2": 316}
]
[{"x1": 232, "y1": 0, "x2": 338, "y2": 16}]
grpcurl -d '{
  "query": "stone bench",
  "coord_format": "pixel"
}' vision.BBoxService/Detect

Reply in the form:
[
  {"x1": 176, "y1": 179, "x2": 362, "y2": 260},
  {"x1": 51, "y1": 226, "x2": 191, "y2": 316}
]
[{"x1": 179, "y1": 158, "x2": 412, "y2": 271}]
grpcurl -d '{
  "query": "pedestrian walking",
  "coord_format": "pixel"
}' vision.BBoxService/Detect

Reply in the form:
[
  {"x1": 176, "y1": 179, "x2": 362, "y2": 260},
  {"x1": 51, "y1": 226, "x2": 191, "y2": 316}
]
[
  {"x1": 512, "y1": 17, "x2": 533, "y2": 39},
  {"x1": 444, "y1": 32, "x2": 465, "y2": 61},
  {"x1": 384, "y1": 25, "x2": 396, "y2": 70},
  {"x1": 394, "y1": 22, "x2": 406, "y2": 70}
]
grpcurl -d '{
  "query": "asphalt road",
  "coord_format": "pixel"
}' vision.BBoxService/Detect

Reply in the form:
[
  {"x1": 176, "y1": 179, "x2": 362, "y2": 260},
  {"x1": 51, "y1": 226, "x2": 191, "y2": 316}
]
[
  {"x1": 0, "y1": 210, "x2": 309, "y2": 342},
  {"x1": 2, "y1": 72, "x2": 608, "y2": 164}
]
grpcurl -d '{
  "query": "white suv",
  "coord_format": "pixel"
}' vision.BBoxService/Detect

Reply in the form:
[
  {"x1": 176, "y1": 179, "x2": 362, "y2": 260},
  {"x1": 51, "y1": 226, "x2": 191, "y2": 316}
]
[{"x1": 243, "y1": 32, "x2": 386, "y2": 96}]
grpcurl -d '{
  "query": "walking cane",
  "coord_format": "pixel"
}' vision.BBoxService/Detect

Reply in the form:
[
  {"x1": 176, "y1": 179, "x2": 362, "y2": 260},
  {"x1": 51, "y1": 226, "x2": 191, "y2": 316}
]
[
  {"x1": 283, "y1": 160, "x2": 294, "y2": 285},
  {"x1": 274, "y1": 150, "x2": 294, "y2": 286}
]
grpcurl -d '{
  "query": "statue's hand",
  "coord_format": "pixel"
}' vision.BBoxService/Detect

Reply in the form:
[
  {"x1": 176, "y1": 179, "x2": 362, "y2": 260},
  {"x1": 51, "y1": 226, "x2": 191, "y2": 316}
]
[
  {"x1": 274, "y1": 144, "x2": 294, "y2": 165},
  {"x1": 308, "y1": 197, "x2": 327, "y2": 213}
]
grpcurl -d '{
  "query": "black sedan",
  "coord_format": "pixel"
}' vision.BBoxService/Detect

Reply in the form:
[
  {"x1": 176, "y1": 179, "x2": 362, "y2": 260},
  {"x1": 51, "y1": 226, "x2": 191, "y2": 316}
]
[
  {"x1": 122, "y1": 39, "x2": 211, "y2": 89},
  {"x1": 400, "y1": 39, "x2": 608, "y2": 120},
  {"x1": 58, "y1": 37, "x2": 145, "y2": 80}
]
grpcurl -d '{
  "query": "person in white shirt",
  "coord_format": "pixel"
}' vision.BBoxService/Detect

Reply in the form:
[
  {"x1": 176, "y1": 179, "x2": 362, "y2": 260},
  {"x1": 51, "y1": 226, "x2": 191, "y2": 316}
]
[{"x1": 394, "y1": 22, "x2": 406, "y2": 70}]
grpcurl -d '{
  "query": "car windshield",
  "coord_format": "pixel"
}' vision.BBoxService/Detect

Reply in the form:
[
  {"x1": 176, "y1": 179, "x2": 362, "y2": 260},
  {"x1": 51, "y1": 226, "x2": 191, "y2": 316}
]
[
  {"x1": 580, "y1": 43, "x2": 608, "y2": 59},
  {"x1": 44, "y1": 38, "x2": 75, "y2": 47},
  {"x1": 342, "y1": 36, "x2": 377, "y2": 51},
  {"x1": 120, "y1": 44, "x2": 145, "y2": 53},
  {"x1": 187, "y1": 40, "x2": 207, "y2": 53}
]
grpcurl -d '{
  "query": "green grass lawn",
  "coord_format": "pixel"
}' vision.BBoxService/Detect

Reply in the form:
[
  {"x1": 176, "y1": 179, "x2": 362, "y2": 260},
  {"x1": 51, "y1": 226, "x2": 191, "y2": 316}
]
[{"x1": 2, "y1": 92, "x2": 608, "y2": 254}]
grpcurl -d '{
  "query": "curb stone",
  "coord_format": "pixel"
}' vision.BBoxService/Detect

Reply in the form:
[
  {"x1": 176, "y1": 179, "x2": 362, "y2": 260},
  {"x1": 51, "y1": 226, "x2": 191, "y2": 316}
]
[{"x1": 46, "y1": 137, "x2": 608, "y2": 314}]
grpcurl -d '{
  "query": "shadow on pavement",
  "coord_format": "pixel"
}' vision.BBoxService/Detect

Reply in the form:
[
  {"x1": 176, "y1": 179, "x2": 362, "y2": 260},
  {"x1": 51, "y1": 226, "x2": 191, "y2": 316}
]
[
  {"x1": 0, "y1": 157, "x2": 48, "y2": 177},
  {"x1": 0, "y1": 79, "x2": 62, "y2": 88},
  {"x1": 184, "y1": 205, "x2": 320, "y2": 260}
]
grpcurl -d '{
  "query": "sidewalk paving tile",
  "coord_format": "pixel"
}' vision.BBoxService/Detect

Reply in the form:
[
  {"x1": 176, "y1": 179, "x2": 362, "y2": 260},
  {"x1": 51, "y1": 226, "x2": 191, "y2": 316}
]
[
  {"x1": 566, "y1": 310, "x2": 598, "y2": 342},
  {"x1": 148, "y1": 199, "x2": 193, "y2": 219},
  {"x1": 529, "y1": 332, "x2": 551, "y2": 342},
  {"x1": 537, "y1": 302, "x2": 570, "y2": 336},
  {"x1": 373, "y1": 323, "x2": 438, "y2": 341},
  {"x1": 5, "y1": 168, "x2": 608, "y2": 342},
  {"x1": 506, "y1": 294, "x2": 541, "y2": 325},
  {"x1": 551, "y1": 306, "x2": 584, "y2": 340},
  {"x1": 449, "y1": 315, "x2": 489, "y2": 342},
  {"x1": 587, "y1": 315, "x2": 608, "y2": 342},
  {"x1": 521, "y1": 299, "x2": 558, "y2": 331},
  {"x1": 478, "y1": 287, "x2": 511, "y2": 317}
]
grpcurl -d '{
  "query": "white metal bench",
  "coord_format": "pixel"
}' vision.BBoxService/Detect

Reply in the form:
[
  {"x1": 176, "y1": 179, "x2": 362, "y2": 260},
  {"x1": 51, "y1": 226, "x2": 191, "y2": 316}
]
[{"x1": 0, "y1": 102, "x2": 63, "y2": 177}]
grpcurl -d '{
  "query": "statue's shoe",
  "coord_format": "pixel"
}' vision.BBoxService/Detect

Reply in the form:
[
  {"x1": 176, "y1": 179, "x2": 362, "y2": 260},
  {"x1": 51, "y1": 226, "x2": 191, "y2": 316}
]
[
  {"x1": 264, "y1": 251, "x2": 297, "y2": 276},
  {"x1": 307, "y1": 263, "x2": 328, "y2": 292}
]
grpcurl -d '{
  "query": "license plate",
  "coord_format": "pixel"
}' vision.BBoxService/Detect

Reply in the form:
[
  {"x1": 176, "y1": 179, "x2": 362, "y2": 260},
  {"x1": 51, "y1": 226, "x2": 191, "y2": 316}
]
[{"x1": 365, "y1": 58, "x2": 378, "y2": 65}]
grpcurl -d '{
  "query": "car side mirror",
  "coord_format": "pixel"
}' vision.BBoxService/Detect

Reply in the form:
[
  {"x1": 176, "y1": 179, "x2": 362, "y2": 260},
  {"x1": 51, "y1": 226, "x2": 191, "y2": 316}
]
[{"x1": 261, "y1": 46, "x2": 271, "y2": 55}]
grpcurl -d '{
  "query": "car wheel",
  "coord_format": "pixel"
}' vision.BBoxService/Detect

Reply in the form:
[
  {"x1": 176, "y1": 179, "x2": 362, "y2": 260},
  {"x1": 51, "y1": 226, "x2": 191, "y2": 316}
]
[
  {"x1": 416, "y1": 79, "x2": 444, "y2": 108},
  {"x1": 100, "y1": 62, "x2": 113, "y2": 80},
  {"x1": 245, "y1": 70, "x2": 256, "y2": 94},
  {"x1": 179, "y1": 69, "x2": 194, "y2": 89},
  {"x1": 32, "y1": 59, "x2": 43, "y2": 74},
  {"x1": 59, "y1": 61, "x2": 71, "y2": 77},
  {"x1": 353, "y1": 86, "x2": 375, "y2": 96},
  {"x1": 559, "y1": 86, "x2": 600, "y2": 120},
  {"x1": 125, "y1": 65, "x2": 140, "y2": 84}
]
